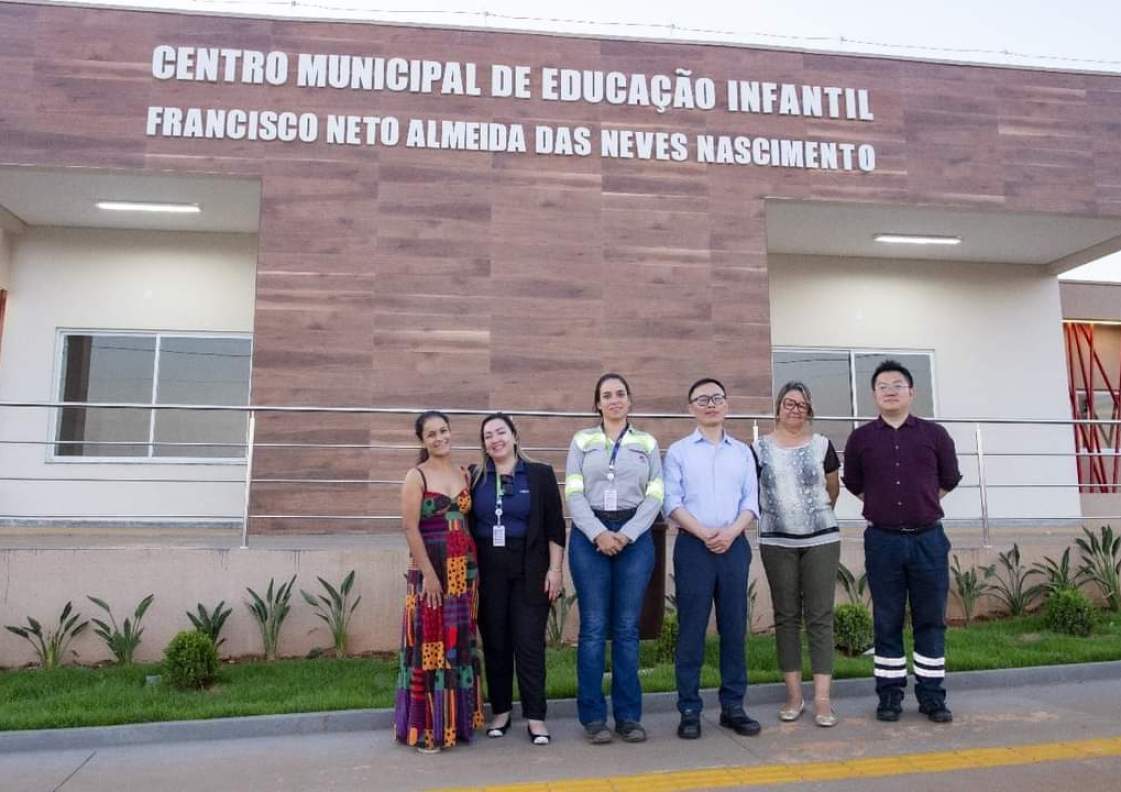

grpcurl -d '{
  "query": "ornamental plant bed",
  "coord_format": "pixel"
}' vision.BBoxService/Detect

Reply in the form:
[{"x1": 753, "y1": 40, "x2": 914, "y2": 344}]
[{"x1": 1, "y1": 614, "x2": 1119, "y2": 731}]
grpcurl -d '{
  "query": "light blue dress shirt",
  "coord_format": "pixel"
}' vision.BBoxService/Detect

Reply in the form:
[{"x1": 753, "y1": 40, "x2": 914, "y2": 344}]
[{"x1": 663, "y1": 428, "x2": 759, "y2": 529}]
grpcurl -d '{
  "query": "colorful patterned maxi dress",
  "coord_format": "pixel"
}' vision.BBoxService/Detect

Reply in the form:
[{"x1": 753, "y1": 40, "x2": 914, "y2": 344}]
[{"x1": 394, "y1": 479, "x2": 485, "y2": 750}]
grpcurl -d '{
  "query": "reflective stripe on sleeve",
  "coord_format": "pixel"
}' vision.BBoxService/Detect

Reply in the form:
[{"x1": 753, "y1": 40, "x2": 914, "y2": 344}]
[{"x1": 564, "y1": 474, "x2": 585, "y2": 497}]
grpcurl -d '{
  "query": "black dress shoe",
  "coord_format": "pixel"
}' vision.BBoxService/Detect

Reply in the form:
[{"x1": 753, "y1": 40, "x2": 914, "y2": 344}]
[
  {"x1": 919, "y1": 703, "x2": 953, "y2": 723},
  {"x1": 677, "y1": 714, "x2": 701, "y2": 740},
  {"x1": 876, "y1": 692, "x2": 903, "y2": 722},
  {"x1": 719, "y1": 709, "x2": 761, "y2": 736}
]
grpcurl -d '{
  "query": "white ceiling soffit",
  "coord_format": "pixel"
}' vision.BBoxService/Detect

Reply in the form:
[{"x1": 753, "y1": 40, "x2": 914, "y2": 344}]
[
  {"x1": 765, "y1": 199, "x2": 1121, "y2": 266},
  {"x1": 0, "y1": 167, "x2": 260, "y2": 233}
]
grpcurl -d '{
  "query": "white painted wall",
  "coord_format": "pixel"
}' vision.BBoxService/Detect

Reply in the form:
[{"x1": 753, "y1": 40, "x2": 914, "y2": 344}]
[
  {"x1": 0, "y1": 228, "x2": 256, "y2": 521},
  {"x1": 0, "y1": 229, "x2": 11, "y2": 289},
  {"x1": 768, "y1": 253, "x2": 1080, "y2": 522}
]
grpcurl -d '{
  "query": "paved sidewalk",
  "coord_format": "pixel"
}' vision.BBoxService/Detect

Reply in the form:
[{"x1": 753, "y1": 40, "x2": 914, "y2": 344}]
[{"x1": 4, "y1": 676, "x2": 1121, "y2": 791}]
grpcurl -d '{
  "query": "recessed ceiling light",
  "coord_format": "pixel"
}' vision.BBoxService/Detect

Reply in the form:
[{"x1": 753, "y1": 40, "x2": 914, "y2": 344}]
[
  {"x1": 96, "y1": 200, "x2": 201, "y2": 214},
  {"x1": 874, "y1": 233, "x2": 961, "y2": 246}
]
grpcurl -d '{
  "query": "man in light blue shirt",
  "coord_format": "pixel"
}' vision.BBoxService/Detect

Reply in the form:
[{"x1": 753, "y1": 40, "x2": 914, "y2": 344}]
[{"x1": 663, "y1": 377, "x2": 760, "y2": 739}]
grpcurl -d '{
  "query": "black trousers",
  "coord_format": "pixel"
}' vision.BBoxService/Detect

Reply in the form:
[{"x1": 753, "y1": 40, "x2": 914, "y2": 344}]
[{"x1": 476, "y1": 538, "x2": 551, "y2": 720}]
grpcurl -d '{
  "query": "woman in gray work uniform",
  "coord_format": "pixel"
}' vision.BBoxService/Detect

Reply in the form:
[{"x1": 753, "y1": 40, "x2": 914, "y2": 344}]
[{"x1": 563, "y1": 373, "x2": 664, "y2": 745}]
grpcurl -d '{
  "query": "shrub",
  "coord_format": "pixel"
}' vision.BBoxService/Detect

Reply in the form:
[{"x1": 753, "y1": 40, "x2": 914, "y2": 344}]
[
  {"x1": 246, "y1": 575, "x2": 296, "y2": 661},
  {"x1": 1029, "y1": 547, "x2": 1083, "y2": 598},
  {"x1": 4, "y1": 602, "x2": 89, "y2": 669},
  {"x1": 1075, "y1": 525, "x2": 1121, "y2": 611},
  {"x1": 301, "y1": 571, "x2": 362, "y2": 657},
  {"x1": 951, "y1": 555, "x2": 993, "y2": 628},
  {"x1": 546, "y1": 592, "x2": 577, "y2": 649},
  {"x1": 656, "y1": 610, "x2": 679, "y2": 663},
  {"x1": 1044, "y1": 588, "x2": 1096, "y2": 637},
  {"x1": 186, "y1": 601, "x2": 232, "y2": 649},
  {"x1": 837, "y1": 561, "x2": 869, "y2": 606},
  {"x1": 834, "y1": 603, "x2": 873, "y2": 656},
  {"x1": 984, "y1": 543, "x2": 1038, "y2": 616},
  {"x1": 87, "y1": 594, "x2": 154, "y2": 665},
  {"x1": 163, "y1": 630, "x2": 219, "y2": 690}
]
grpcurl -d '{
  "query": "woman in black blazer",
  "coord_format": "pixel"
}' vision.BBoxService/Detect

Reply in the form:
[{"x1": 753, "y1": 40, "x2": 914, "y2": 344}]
[{"x1": 469, "y1": 412, "x2": 566, "y2": 745}]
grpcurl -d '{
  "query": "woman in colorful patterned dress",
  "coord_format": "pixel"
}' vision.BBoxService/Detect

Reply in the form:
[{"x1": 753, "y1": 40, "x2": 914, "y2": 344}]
[{"x1": 394, "y1": 410, "x2": 485, "y2": 753}]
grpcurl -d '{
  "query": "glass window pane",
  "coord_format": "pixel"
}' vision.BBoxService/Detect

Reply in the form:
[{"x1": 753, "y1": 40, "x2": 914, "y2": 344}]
[
  {"x1": 772, "y1": 349, "x2": 853, "y2": 450},
  {"x1": 854, "y1": 353, "x2": 935, "y2": 418},
  {"x1": 56, "y1": 335, "x2": 155, "y2": 457},
  {"x1": 153, "y1": 337, "x2": 251, "y2": 458}
]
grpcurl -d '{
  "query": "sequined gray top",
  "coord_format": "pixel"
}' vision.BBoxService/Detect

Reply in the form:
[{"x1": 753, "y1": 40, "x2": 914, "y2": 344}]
[{"x1": 752, "y1": 433, "x2": 840, "y2": 548}]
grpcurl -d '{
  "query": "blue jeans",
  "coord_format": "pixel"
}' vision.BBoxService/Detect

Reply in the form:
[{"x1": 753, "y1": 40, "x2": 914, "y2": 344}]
[
  {"x1": 674, "y1": 532, "x2": 749, "y2": 715},
  {"x1": 569, "y1": 517, "x2": 655, "y2": 726},
  {"x1": 864, "y1": 524, "x2": 951, "y2": 707}
]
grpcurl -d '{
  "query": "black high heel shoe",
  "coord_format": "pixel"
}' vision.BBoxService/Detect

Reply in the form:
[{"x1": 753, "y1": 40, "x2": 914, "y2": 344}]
[
  {"x1": 486, "y1": 714, "x2": 512, "y2": 738},
  {"x1": 527, "y1": 724, "x2": 551, "y2": 745}
]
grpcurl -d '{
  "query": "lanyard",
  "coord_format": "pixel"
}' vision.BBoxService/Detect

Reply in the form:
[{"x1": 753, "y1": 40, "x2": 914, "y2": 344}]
[
  {"x1": 494, "y1": 468, "x2": 506, "y2": 527},
  {"x1": 605, "y1": 424, "x2": 630, "y2": 483}
]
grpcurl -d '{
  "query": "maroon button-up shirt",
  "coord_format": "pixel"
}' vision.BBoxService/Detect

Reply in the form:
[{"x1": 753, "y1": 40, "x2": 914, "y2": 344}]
[{"x1": 842, "y1": 414, "x2": 962, "y2": 527}]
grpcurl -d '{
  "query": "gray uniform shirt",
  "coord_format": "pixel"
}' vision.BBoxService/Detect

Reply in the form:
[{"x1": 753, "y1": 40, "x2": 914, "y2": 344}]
[{"x1": 564, "y1": 425, "x2": 664, "y2": 542}]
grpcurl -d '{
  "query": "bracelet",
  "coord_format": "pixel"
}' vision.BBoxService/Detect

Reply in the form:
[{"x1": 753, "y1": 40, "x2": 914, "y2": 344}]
[{"x1": 548, "y1": 567, "x2": 562, "y2": 573}]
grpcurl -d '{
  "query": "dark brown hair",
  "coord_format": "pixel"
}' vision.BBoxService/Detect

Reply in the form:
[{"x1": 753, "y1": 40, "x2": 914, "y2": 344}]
[
  {"x1": 414, "y1": 410, "x2": 450, "y2": 464},
  {"x1": 593, "y1": 372, "x2": 631, "y2": 415}
]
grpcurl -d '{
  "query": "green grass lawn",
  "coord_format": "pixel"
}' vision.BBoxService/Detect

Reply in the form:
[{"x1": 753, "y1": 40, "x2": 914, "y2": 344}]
[{"x1": 2, "y1": 612, "x2": 1119, "y2": 731}]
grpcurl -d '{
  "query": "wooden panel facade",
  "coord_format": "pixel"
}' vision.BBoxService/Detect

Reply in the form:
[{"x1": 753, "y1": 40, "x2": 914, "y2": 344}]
[{"x1": 3, "y1": 3, "x2": 1121, "y2": 531}]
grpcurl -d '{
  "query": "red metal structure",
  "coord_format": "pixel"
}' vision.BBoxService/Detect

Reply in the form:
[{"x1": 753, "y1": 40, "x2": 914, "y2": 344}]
[{"x1": 1065, "y1": 322, "x2": 1121, "y2": 493}]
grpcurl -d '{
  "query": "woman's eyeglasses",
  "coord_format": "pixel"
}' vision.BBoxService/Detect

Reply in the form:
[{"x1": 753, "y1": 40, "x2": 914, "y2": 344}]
[{"x1": 781, "y1": 399, "x2": 809, "y2": 413}]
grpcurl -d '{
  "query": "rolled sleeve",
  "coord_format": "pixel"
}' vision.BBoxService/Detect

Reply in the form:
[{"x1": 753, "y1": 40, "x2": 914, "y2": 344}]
[
  {"x1": 737, "y1": 454, "x2": 759, "y2": 519},
  {"x1": 662, "y1": 445, "x2": 685, "y2": 517}
]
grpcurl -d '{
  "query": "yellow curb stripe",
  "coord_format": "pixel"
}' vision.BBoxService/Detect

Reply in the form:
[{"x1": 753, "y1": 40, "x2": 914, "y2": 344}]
[{"x1": 433, "y1": 735, "x2": 1121, "y2": 792}]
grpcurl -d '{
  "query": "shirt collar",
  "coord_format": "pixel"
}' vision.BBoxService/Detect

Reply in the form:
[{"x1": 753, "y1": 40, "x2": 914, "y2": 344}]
[
  {"x1": 875, "y1": 414, "x2": 918, "y2": 429},
  {"x1": 689, "y1": 427, "x2": 731, "y2": 445}
]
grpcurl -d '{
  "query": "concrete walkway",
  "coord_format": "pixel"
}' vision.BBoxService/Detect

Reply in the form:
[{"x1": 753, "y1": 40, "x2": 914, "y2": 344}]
[{"x1": 4, "y1": 675, "x2": 1121, "y2": 791}]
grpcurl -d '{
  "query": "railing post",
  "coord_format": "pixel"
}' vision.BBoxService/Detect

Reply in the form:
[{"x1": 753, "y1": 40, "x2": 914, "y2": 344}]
[
  {"x1": 752, "y1": 419, "x2": 759, "y2": 443},
  {"x1": 975, "y1": 422, "x2": 991, "y2": 548},
  {"x1": 240, "y1": 410, "x2": 256, "y2": 550}
]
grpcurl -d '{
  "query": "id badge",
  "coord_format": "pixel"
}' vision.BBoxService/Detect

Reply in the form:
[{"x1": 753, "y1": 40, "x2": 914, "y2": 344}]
[
  {"x1": 603, "y1": 489, "x2": 618, "y2": 511},
  {"x1": 492, "y1": 524, "x2": 506, "y2": 547}
]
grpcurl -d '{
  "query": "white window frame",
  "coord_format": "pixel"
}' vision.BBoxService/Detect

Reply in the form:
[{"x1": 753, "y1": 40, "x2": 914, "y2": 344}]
[
  {"x1": 48, "y1": 329, "x2": 253, "y2": 465},
  {"x1": 771, "y1": 346, "x2": 939, "y2": 422}
]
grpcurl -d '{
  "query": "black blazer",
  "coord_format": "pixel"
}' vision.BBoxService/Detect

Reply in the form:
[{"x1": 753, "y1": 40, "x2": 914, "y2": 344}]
[{"x1": 469, "y1": 460, "x2": 567, "y2": 606}]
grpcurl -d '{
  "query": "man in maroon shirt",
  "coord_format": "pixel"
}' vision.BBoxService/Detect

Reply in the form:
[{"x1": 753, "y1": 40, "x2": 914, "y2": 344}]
[{"x1": 842, "y1": 360, "x2": 961, "y2": 724}]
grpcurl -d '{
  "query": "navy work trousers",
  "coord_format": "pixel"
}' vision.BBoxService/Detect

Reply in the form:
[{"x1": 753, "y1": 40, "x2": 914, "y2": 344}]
[
  {"x1": 864, "y1": 524, "x2": 950, "y2": 707},
  {"x1": 673, "y1": 531, "x2": 750, "y2": 716}
]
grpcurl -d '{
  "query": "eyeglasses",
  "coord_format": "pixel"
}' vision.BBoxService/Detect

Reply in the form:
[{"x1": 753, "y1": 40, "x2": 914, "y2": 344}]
[
  {"x1": 875, "y1": 383, "x2": 911, "y2": 393},
  {"x1": 690, "y1": 394, "x2": 727, "y2": 408},
  {"x1": 780, "y1": 399, "x2": 809, "y2": 413}
]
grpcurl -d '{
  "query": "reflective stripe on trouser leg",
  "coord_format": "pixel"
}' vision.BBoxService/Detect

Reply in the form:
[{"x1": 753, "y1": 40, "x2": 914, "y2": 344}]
[
  {"x1": 874, "y1": 655, "x2": 907, "y2": 680},
  {"x1": 912, "y1": 651, "x2": 946, "y2": 679}
]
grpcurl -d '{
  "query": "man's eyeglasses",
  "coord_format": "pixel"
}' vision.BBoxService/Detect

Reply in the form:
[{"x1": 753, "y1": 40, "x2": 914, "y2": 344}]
[
  {"x1": 875, "y1": 383, "x2": 911, "y2": 393},
  {"x1": 690, "y1": 394, "x2": 727, "y2": 408},
  {"x1": 780, "y1": 399, "x2": 809, "y2": 413}
]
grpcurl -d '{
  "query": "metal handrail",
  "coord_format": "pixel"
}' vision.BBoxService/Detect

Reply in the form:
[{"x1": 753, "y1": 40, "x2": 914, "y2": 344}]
[
  {"x1": 0, "y1": 399, "x2": 1118, "y2": 425},
  {"x1": 3, "y1": 400, "x2": 1120, "y2": 549}
]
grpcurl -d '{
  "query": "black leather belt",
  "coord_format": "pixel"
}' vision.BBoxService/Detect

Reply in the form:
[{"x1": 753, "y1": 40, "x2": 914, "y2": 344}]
[
  {"x1": 593, "y1": 508, "x2": 638, "y2": 522},
  {"x1": 869, "y1": 522, "x2": 941, "y2": 535}
]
